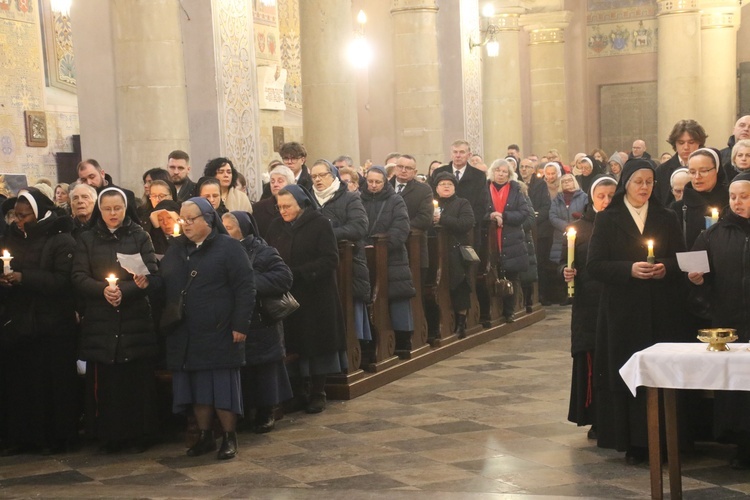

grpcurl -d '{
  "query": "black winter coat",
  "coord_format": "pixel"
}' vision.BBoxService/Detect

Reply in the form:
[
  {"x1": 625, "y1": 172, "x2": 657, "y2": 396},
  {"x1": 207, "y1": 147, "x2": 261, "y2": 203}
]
[
  {"x1": 519, "y1": 193, "x2": 538, "y2": 286},
  {"x1": 161, "y1": 229, "x2": 255, "y2": 371},
  {"x1": 319, "y1": 184, "x2": 371, "y2": 302},
  {"x1": 436, "y1": 195, "x2": 474, "y2": 290},
  {"x1": 391, "y1": 178, "x2": 434, "y2": 265},
  {"x1": 72, "y1": 218, "x2": 161, "y2": 364},
  {"x1": 559, "y1": 206, "x2": 601, "y2": 355},
  {"x1": 489, "y1": 181, "x2": 533, "y2": 273},
  {"x1": 242, "y1": 235, "x2": 292, "y2": 365},
  {"x1": 670, "y1": 181, "x2": 729, "y2": 250},
  {"x1": 690, "y1": 212, "x2": 750, "y2": 341},
  {"x1": 527, "y1": 177, "x2": 552, "y2": 239},
  {"x1": 0, "y1": 211, "x2": 77, "y2": 344},
  {"x1": 432, "y1": 163, "x2": 490, "y2": 227},
  {"x1": 654, "y1": 154, "x2": 684, "y2": 206},
  {"x1": 587, "y1": 199, "x2": 687, "y2": 394},
  {"x1": 360, "y1": 183, "x2": 416, "y2": 300},
  {"x1": 265, "y1": 208, "x2": 347, "y2": 358},
  {"x1": 252, "y1": 196, "x2": 280, "y2": 238}
]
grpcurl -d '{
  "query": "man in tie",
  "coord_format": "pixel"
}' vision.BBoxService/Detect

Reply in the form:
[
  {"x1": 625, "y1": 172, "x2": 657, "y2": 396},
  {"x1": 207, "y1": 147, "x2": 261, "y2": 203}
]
[{"x1": 391, "y1": 154, "x2": 434, "y2": 266}]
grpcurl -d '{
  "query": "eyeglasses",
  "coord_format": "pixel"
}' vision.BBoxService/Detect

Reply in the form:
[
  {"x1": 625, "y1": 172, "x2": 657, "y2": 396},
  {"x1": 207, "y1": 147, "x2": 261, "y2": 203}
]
[
  {"x1": 310, "y1": 173, "x2": 330, "y2": 180},
  {"x1": 688, "y1": 167, "x2": 716, "y2": 177},
  {"x1": 177, "y1": 214, "x2": 204, "y2": 226},
  {"x1": 282, "y1": 156, "x2": 302, "y2": 162},
  {"x1": 149, "y1": 194, "x2": 170, "y2": 201}
]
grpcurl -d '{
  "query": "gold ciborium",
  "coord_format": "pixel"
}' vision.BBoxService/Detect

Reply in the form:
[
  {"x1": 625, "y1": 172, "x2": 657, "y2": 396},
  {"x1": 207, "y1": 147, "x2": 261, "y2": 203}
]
[{"x1": 697, "y1": 328, "x2": 738, "y2": 352}]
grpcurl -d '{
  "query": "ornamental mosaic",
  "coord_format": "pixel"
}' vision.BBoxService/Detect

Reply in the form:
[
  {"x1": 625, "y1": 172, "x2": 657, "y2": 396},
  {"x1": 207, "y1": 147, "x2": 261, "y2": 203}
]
[
  {"x1": 277, "y1": 0, "x2": 301, "y2": 111},
  {"x1": 460, "y1": 0, "x2": 483, "y2": 154},
  {"x1": 41, "y1": 1, "x2": 75, "y2": 92},
  {"x1": 587, "y1": 19, "x2": 657, "y2": 58},
  {"x1": 587, "y1": 0, "x2": 656, "y2": 23},
  {"x1": 215, "y1": 0, "x2": 262, "y2": 198}
]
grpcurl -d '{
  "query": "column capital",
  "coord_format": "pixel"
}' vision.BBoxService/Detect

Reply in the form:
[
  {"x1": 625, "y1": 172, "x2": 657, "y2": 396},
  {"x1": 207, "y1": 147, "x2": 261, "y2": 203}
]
[
  {"x1": 520, "y1": 11, "x2": 572, "y2": 44},
  {"x1": 656, "y1": 0, "x2": 699, "y2": 16},
  {"x1": 485, "y1": 7, "x2": 526, "y2": 32},
  {"x1": 698, "y1": 0, "x2": 741, "y2": 29},
  {"x1": 391, "y1": 0, "x2": 438, "y2": 15}
]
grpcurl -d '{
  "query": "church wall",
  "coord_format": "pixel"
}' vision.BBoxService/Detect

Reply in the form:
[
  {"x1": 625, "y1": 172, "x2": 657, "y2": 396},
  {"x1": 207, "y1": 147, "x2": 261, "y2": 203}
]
[{"x1": 0, "y1": 1, "x2": 79, "y2": 191}]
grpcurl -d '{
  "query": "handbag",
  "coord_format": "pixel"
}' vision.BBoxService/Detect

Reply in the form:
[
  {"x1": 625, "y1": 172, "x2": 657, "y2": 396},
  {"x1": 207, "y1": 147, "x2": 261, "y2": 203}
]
[
  {"x1": 459, "y1": 245, "x2": 481, "y2": 263},
  {"x1": 160, "y1": 269, "x2": 197, "y2": 332},
  {"x1": 259, "y1": 291, "x2": 300, "y2": 321},
  {"x1": 494, "y1": 270, "x2": 515, "y2": 298}
]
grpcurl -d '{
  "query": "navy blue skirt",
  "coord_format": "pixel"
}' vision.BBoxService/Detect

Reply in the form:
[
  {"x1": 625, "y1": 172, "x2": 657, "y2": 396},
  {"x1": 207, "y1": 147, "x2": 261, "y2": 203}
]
[{"x1": 172, "y1": 368, "x2": 243, "y2": 416}]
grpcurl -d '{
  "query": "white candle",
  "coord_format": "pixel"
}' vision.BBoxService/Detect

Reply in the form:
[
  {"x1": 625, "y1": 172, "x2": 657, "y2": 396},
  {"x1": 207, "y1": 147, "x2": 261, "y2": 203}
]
[
  {"x1": 172, "y1": 223, "x2": 180, "y2": 237},
  {"x1": 647, "y1": 240, "x2": 655, "y2": 265},
  {"x1": 105, "y1": 273, "x2": 118, "y2": 290},
  {"x1": 1, "y1": 250, "x2": 12, "y2": 274},
  {"x1": 433, "y1": 199, "x2": 440, "y2": 216},
  {"x1": 566, "y1": 229, "x2": 576, "y2": 297},
  {"x1": 710, "y1": 208, "x2": 719, "y2": 225}
]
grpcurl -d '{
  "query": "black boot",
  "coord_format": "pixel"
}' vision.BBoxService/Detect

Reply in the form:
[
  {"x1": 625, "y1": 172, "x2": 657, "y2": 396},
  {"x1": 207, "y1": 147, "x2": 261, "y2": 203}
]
[
  {"x1": 217, "y1": 431, "x2": 237, "y2": 460},
  {"x1": 307, "y1": 375, "x2": 327, "y2": 414},
  {"x1": 455, "y1": 314, "x2": 467, "y2": 339},
  {"x1": 394, "y1": 331, "x2": 412, "y2": 352},
  {"x1": 186, "y1": 430, "x2": 216, "y2": 457},
  {"x1": 254, "y1": 406, "x2": 275, "y2": 434}
]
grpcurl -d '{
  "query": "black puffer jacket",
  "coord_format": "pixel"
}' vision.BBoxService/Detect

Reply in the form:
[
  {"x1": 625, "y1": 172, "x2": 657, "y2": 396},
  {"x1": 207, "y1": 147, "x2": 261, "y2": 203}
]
[
  {"x1": 72, "y1": 218, "x2": 160, "y2": 364},
  {"x1": 360, "y1": 183, "x2": 416, "y2": 300},
  {"x1": 528, "y1": 177, "x2": 552, "y2": 239},
  {"x1": 436, "y1": 194, "x2": 474, "y2": 290},
  {"x1": 161, "y1": 228, "x2": 255, "y2": 371},
  {"x1": 319, "y1": 184, "x2": 371, "y2": 302},
  {"x1": 242, "y1": 234, "x2": 293, "y2": 365},
  {"x1": 519, "y1": 192, "x2": 538, "y2": 286},
  {"x1": 670, "y1": 180, "x2": 729, "y2": 250},
  {"x1": 0, "y1": 210, "x2": 77, "y2": 344},
  {"x1": 489, "y1": 181, "x2": 534, "y2": 273}
]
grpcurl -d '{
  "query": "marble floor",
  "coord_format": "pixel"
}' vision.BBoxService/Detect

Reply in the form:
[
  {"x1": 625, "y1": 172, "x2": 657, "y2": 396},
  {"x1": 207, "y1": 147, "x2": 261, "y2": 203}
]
[{"x1": 1, "y1": 306, "x2": 749, "y2": 499}]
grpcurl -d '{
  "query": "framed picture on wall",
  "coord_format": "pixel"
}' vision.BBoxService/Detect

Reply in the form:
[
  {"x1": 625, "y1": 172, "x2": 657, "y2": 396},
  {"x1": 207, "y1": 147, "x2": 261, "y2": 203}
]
[
  {"x1": 24, "y1": 111, "x2": 48, "y2": 147},
  {"x1": 0, "y1": 174, "x2": 29, "y2": 198}
]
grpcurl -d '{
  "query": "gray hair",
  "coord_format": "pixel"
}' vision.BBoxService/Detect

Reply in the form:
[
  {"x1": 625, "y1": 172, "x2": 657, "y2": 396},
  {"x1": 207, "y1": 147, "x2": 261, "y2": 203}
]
[
  {"x1": 269, "y1": 165, "x2": 296, "y2": 185},
  {"x1": 69, "y1": 182, "x2": 97, "y2": 200},
  {"x1": 732, "y1": 139, "x2": 750, "y2": 165},
  {"x1": 488, "y1": 158, "x2": 518, "y2": 181},
  {"x1": 333, "y1": 155, "x2": 353, "y2": 168}
]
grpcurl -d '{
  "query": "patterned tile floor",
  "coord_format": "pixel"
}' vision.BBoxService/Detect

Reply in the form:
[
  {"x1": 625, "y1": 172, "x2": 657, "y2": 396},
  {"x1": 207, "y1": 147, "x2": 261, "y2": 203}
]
[{"x1": 1, "y1": 306, "x2": 749, "y2": 499}]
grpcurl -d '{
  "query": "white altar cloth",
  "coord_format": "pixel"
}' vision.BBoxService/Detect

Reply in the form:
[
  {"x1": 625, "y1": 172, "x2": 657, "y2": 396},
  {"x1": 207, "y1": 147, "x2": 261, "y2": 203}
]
[{"x1": 619, "y1": 342, "x2": 750, "y2": 396}]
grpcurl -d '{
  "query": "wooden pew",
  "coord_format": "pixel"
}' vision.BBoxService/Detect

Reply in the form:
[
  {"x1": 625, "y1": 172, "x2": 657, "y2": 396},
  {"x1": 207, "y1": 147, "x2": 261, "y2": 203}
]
[
  {"x1": 328, "y1": 241, "x2": 365, "y2": 386},
  {"x1": 403, "y1": 230, "x2": 430, "y2": 359},
  {"x1": 480, "y1": 219, "x2": 504, "y2": 325},
  {"x1": 364, "y1": 235, "x2": 400, "y2": 372},
  {"x1": 423, "y1": 227, "x2": 457, "y2": 347},
  {"x1": 463, "y1": 228, "x2": 482, "y2": 333}
]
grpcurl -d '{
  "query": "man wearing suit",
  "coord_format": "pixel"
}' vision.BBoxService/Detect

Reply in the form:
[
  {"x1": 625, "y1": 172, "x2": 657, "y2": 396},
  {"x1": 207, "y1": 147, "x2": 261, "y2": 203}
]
[{"x1": 391, "y1": 154, "x2": 434, "y2": 267}]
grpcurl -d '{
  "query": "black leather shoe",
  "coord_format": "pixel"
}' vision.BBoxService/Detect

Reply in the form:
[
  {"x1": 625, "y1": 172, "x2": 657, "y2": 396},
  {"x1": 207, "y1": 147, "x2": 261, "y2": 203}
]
[
  {"x1": 254, "y1": 407, "x2": 276, "y2": 434},
  {"x1": 525, "y1": 306, "x2": 533, "y2": 314},
  {"x1": 504, "y1": 314, "x2": 515, "y2": 324},
  {"x1": 587, "y1": 426, "x2": 597, "y2": 440},
  {"x1": 625, "y1": 447, "x2": 647, "y2": 465},
  {"x1": 187, "y1": 430, "x2": 216, "y2": 457},
  {"x1": 217, "y1": 432, "x2": 237, "y2": 460},
  {"x1": 306, "y1": 393, "x2": 326, "y2": 414}
]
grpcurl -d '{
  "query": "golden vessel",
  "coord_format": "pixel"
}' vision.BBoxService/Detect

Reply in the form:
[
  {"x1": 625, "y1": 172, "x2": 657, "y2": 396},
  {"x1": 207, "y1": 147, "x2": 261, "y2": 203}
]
[{"x1": 697, "y1": 328, "x2": 738, "y2": 352}]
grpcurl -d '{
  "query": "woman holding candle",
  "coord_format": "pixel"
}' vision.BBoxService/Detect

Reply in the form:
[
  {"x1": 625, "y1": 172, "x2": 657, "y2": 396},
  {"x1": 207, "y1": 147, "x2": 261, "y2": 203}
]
[
  {"x1": 537, "y1": 162, "x2": 563, "y2": 305},
  {"x1": 0, "y1": 188, "x2": 79, "y2": 455},
  {"x1": 549, "y1": 174, "x2": 588, "y2": 305},
  {"x1": 670, "y1": 148, "x2": 728, "y2": 249},
  {"x1": 587, "y1": 160, "x2": 686, "y2": 465},
  {"x1": 487, "y1": 160, "x2": 534, "y2": 323},
  {"x1": 560, "y1": 176, "x2": 617, "y2": 439},
  {"x1": 71, "y1": 187, "x2": 161, "y2": 453},
  {"x1": 688, "y1": 171, "x2": 750, "y2": 469}
]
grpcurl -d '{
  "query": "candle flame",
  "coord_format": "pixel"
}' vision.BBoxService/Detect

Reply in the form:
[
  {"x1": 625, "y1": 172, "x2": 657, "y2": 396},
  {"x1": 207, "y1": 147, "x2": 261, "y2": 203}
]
[
  {"x1": 433, "y1": 200, "x2": 438, "y2": 207},
  {"x1": 2, "y1": 250, "x2": 9, "y2": 258},
  {"x1": 108, "y1": 274, "x2": 116, "y2": 280},
  {"x1": 648, "y1": 240, "x2": 654, "y2": 247},
  {"x1": 566, "y1": 228, "x2": 576, "y2": 237}
]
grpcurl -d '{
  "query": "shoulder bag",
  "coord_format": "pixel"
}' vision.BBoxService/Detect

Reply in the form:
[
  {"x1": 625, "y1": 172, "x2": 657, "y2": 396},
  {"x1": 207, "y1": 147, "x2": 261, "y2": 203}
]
[{"x1": 160, "y1": 269, "x2": 197, "y2": 333}]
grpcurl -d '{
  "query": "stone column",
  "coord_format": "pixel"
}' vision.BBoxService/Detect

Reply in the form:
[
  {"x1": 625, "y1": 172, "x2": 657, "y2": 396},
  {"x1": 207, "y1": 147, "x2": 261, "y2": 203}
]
[
  {"x1": 656, "y1": 0, "x2": 701, "y2": 145},
  {"x1": 299, "y1": 0, "x2": 360, "y2": 164},
  {"x1": 482, "y1": 8, "x2": 524, "y2": 164},
  {"x1": 521, "y1": 11, "x2": 572, "y2": 163},
  {"x1": 73, "y1": 0, "x2": 190, "y2": 190},
  {"x1": 699, "y1": 0, "x2": 742, "y2": 141},
  {"x1": 391, "y1": 0, "x2": 444, "y2": 170}
]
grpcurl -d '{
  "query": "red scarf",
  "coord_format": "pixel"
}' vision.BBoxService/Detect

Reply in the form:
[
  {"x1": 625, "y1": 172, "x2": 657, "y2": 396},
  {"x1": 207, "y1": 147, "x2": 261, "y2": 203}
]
[{"x1": 490, "y1": 182, "x2": 511, "y2": 251}]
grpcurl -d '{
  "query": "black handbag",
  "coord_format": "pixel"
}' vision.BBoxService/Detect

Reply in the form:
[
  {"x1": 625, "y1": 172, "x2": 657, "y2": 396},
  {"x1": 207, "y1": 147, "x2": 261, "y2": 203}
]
[
  {"x1": 459, "y1": 245, "x2": 481, "y2": 263},
  {"x1": 160, "y1": 270, "x2": 197, "y2": 332},
  {"x1": 259, "y1": 292, "x2": 300, "y2": 321}
]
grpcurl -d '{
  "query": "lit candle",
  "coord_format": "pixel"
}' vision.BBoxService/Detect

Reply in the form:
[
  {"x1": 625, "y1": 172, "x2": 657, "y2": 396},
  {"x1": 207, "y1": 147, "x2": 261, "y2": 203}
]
[
  {"x1": 647, "y1": 240, "x2": 655, "y2": 265},
  {"x1": 710, "y1": 207, "x2": 719, "y2": 226},
  {"x1": 172, "y1": 223, "x2": 180, "y2": 237},
  {"x1": 433, "y1": 199, "x2": 440, "y2": 217},
  {"x1": 1, "y1": 250, "x2": 12, "y2": 275},
  {"x1": 105, "y1": 273, "x2": 118, "y2": 291},
  {"x1": 566, "y1": 229, "x2": 576, "y2": 297}
]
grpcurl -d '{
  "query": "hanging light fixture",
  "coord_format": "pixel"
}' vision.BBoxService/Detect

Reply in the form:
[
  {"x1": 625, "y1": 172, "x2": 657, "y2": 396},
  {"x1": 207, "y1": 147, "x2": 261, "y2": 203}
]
[{"x1": 348, "y1": 10, "x2": 372, "y2": 68}]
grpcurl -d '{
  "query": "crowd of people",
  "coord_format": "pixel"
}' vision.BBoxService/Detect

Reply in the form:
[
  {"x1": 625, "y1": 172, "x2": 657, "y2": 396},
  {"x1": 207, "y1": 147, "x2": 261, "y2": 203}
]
[{"x1": 1, "y1": 114, "x2": 750, "y2": 469}]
